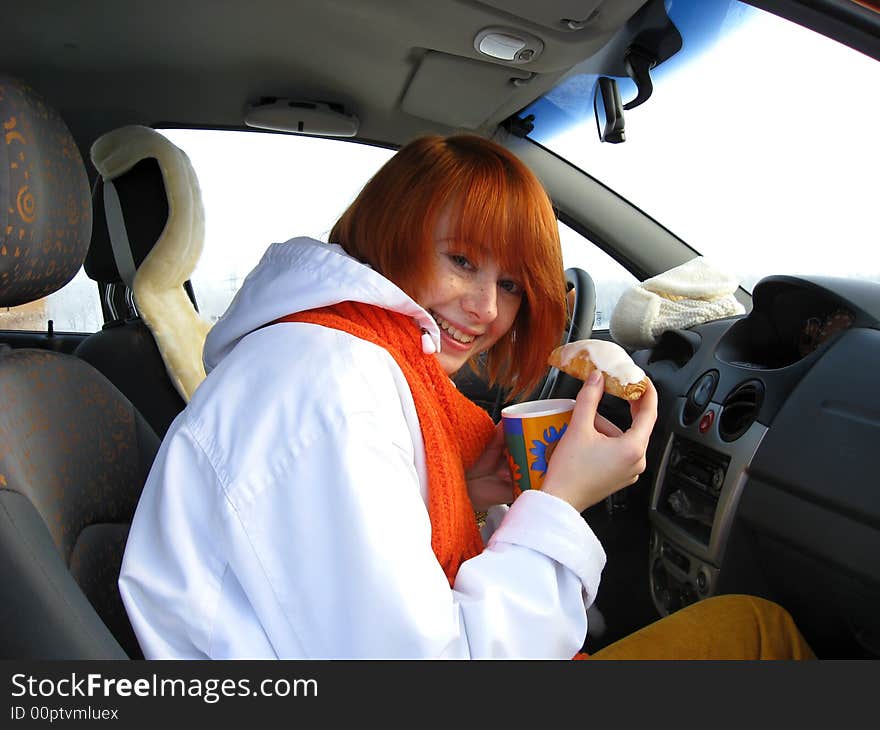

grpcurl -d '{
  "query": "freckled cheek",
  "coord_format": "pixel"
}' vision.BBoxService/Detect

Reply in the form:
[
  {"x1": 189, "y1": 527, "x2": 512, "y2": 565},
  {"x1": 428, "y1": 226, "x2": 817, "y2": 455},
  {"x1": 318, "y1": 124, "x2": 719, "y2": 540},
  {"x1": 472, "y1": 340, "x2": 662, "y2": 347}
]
[
  {"x1": 436, "y1": 274, "x2": 465, "y2": 299},
  {"x1": 487, "y1": 307, "x2": 518, "y2": 345},
  {"x1": 501, "y1": 301, "x2": 520, "y2": 332}
]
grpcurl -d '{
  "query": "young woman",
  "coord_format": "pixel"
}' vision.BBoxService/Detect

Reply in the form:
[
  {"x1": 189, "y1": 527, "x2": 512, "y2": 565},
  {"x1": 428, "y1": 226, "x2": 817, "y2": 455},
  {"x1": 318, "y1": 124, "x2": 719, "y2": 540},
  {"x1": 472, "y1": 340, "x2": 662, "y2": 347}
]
[{"x1": 119, "y1": 134, "x2": 812, "y2": 659}]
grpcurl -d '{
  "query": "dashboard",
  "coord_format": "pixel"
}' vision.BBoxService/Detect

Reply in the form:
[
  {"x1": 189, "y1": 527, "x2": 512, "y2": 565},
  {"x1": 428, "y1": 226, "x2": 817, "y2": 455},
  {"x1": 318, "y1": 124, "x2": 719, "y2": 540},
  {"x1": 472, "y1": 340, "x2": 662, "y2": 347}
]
[{"x1": 633, "y1": 274, "x2": 880, "y2": 658}]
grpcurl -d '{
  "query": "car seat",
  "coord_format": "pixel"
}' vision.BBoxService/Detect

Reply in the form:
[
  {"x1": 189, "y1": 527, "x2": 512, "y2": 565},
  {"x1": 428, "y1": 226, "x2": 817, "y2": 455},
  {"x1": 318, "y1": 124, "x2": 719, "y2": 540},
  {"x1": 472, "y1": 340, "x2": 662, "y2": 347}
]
[
  {"x1": 0, "y1": 75, "x2": 158, "y2": 659},
  {"x1": 74, "y1": 126, "x2": 212, "y2": 438}
]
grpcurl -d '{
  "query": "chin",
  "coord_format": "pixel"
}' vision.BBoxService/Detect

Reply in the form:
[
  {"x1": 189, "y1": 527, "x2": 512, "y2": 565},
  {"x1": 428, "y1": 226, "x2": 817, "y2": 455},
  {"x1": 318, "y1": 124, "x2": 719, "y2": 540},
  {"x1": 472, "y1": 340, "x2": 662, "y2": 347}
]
[{"x1": 437, "y1": 354, "x2": 465, "y2": 377}]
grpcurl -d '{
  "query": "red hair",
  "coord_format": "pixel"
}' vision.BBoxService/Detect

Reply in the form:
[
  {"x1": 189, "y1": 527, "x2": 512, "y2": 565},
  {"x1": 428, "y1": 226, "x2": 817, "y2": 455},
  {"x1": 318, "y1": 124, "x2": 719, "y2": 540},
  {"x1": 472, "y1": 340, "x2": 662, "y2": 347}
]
[{"x1": 329, "y1": 134, "x2": 566, "y2": 399}]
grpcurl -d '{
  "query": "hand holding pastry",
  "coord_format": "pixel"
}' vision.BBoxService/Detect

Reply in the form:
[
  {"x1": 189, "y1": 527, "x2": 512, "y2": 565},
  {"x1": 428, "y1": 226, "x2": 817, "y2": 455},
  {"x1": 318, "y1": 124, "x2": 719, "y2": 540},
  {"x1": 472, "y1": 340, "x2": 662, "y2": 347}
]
[
  {"x1": 541, "y1": 371, "x2": 657, "y2": 513},
  {"x1": 541, "y1": 339, "x2": 657, "y2": 513}
]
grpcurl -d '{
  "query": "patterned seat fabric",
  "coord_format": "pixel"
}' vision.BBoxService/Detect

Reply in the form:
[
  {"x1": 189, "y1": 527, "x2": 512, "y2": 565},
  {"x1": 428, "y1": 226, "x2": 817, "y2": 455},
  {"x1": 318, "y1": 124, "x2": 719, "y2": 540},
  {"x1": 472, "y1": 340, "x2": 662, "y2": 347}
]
[
  {"x1": 0, "y1": 75, "x2": 159, "y2": 659},
  {"x1": 0, "y1": 76, "x2": 91, "y2": 305}
]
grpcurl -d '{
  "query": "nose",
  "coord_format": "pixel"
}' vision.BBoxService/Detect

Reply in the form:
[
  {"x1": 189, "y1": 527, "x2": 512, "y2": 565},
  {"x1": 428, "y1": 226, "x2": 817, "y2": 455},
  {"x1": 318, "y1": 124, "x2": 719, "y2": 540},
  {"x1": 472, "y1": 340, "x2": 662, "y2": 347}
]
[{"x1": 464, "y1": 279, "x2": 497, "y2": 323}]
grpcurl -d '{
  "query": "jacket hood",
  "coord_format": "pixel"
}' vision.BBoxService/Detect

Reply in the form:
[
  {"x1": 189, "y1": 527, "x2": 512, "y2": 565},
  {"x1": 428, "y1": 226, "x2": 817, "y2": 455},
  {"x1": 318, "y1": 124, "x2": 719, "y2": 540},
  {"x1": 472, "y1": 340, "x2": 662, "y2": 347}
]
[{"x1": 203, "y1": 237, "x2": 441, "y2": 373}]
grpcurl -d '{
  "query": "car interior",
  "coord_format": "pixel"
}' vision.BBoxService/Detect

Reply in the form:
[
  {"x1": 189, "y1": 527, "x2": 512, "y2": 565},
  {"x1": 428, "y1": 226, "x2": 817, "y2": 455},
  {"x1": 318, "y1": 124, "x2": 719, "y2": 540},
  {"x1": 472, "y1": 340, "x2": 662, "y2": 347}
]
[{"x1": 2, "y1": 0, "x2": 879, "y2": 659}]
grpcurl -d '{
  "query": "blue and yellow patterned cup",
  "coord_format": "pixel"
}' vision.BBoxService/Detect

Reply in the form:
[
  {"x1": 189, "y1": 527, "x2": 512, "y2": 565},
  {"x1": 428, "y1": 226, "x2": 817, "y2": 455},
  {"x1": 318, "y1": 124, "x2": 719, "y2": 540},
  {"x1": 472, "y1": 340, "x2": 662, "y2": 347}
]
[{"x1": 501, "y1": 399, "x2": 576, "y2": 493}]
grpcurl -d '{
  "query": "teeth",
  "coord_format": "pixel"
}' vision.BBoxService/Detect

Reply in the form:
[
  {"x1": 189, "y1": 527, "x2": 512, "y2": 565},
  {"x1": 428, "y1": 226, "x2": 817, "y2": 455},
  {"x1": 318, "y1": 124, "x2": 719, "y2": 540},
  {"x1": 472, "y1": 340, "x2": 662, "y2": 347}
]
[{"x1": 432, "y1": 312, "x2": 475, "y2": 344}]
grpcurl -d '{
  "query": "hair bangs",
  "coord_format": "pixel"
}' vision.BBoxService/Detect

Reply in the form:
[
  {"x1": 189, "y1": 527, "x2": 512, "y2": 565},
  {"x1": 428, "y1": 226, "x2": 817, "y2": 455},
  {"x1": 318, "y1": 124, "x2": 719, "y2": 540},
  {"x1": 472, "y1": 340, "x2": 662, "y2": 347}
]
[{"x1": 445, "y1": 174, "x2": 532, "y2": 286}]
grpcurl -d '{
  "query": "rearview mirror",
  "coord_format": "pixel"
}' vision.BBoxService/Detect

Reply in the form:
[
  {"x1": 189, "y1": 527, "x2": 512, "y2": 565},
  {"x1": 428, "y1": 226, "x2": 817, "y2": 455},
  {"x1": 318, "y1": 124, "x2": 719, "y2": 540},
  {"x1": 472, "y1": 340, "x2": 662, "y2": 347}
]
[{"x1": 594, "y1": 77, "x2": 626, "y2": 144}]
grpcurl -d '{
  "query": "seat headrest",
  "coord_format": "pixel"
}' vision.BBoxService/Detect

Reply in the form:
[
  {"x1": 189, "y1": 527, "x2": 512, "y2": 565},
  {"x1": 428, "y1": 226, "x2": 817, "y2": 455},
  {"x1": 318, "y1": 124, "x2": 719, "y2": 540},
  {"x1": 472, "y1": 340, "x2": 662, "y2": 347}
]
[
  {"x1": 86, "y1": 125, "x2": 211, "y2": 402},
  {"x1": 88, "y1": 125, "x2": 205, "y2": 293},
  {"x1": 0, "y1": 76, "x2": 91, "y2": 308},
  {"x1": 85, "y1": 157, "x2": 169, "y2": 284}
]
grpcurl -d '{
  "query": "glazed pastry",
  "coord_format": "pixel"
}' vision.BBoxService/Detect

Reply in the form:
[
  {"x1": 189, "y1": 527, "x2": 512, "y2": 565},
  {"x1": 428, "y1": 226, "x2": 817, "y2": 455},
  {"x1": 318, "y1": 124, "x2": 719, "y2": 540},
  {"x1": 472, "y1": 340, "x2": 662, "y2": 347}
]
[{"x1": 548, "y1": 339, "x2": 649, "y2": 401}]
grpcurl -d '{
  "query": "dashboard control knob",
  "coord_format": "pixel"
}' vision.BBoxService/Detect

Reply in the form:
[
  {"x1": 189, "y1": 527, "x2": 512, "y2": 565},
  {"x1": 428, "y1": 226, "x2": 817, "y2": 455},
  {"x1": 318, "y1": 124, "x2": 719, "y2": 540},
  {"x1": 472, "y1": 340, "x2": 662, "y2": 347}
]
[
  {"x1": 693, "y1": 373, "x2": 716, "y2": 407},
  {"x1": 697, "y1": 568, "x2": 710, "y2": 594},
  {"x1": 683, "y1": 370, "x2": 719, "y2": 425},
  {"x1": 668, "y1": 489, "x2": 694, "y2": 519}
]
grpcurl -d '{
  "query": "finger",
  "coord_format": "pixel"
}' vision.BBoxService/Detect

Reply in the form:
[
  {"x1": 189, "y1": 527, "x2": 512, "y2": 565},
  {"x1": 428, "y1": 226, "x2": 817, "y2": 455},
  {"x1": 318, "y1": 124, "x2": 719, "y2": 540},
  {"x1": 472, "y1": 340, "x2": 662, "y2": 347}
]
[
  {"x1": 627, "y1": 379, "x2": 659, "y2": 441},
  {"x1": 487, "y1": 422, "x2": 507, "y2": 452},
  {"x1": 470, "y1": 476, "x2": 516, "y2": 510},
  {"x1": 569, "y1": 371, "x2": 604, "y2": 433},
  {"x1": 478, "y1": 424, "x2": 506, "y2": 462},
  {"x1": 594, "y1": 413, "x2": 623, "y2": 437}
]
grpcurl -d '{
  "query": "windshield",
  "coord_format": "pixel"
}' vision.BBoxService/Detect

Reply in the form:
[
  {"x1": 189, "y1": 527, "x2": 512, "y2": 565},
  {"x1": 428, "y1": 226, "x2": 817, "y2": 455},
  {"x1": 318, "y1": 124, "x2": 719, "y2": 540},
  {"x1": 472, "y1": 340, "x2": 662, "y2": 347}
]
[{"x1": 522, "y1": 0, "x2": 880, "y2": 292}]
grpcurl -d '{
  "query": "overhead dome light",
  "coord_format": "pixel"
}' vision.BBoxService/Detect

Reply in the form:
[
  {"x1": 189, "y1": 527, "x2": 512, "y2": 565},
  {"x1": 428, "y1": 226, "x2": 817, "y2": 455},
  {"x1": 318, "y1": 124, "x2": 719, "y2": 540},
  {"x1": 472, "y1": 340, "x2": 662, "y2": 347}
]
[
  {"x1": 478, "y1": 32, "x2": 525, "y2": 60},
  {"x1": 244, "y1": 99, "x2": 359, "y2": 137},
  {"x1": 474, "y1": 27, "x2": 543, "y2": 64}
]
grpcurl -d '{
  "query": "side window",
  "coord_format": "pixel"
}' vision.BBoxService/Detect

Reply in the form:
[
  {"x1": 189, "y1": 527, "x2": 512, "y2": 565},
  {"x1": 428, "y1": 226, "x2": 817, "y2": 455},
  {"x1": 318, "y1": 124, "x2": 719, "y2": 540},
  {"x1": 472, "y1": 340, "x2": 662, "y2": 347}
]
[
  {"x1": 0, "y1": 268, "x2": 102, "y2": 333},
  {"x1": 558, "y1": 220, "x2": 638, "y2": 330},
  {"x1": 159, "y1": 129, "x2": 397, "y2": 323}
]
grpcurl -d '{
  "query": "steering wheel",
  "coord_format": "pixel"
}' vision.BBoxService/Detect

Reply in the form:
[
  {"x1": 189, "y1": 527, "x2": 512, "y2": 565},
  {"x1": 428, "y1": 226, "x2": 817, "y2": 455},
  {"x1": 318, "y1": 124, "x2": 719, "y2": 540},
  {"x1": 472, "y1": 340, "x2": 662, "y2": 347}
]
[{"x1": 537, "y1": 267, "x2": 596, "y2": 401}]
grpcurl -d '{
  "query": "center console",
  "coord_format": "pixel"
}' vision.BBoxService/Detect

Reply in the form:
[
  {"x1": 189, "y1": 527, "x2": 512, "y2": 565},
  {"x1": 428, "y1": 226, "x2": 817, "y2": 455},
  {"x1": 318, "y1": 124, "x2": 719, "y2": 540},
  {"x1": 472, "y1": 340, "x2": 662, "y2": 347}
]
[{"x1": 648, "y1": 382, "x2": 767, "y2": 616}]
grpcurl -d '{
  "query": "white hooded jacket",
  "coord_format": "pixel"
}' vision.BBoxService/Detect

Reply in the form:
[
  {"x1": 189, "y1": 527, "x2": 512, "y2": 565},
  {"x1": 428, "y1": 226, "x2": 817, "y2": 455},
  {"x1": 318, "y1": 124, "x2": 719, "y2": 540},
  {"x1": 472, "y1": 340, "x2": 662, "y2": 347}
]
[{"x1": 119, "y1": 237, "x2": 607, "y2": 658}]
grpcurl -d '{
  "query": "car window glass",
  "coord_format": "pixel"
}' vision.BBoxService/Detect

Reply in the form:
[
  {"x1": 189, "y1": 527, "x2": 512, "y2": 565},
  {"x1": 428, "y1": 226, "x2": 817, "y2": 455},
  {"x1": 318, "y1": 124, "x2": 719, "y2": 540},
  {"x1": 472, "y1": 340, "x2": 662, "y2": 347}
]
[
  {"x1": 0, "y1": 268, "x2": 102, "y2": 333},
  {"x1": 559, "y1": 220, "x2": 638, "y2": 330},
  {"x1": 158, "y1": 129, "x2": 396, "y2": 323},
  {"x1": 523, "y1": 0, "x2": 880, "y2": 292}
]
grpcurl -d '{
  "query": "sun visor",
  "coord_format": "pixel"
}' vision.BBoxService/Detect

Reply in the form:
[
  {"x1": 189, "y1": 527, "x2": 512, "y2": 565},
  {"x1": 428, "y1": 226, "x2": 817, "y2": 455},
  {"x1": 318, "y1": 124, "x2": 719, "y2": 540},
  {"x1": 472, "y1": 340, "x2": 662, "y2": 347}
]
[{"x1": 401, "y1": 51, "x2": 532, "y2": 128}]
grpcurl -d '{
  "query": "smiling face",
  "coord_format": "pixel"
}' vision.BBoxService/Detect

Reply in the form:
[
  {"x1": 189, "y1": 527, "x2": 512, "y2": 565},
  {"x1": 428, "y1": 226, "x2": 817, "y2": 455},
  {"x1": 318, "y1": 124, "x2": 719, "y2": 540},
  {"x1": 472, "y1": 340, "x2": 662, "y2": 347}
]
[
  {"x1": 416, "y1": 212, "x2": 523, "y2": 376},
  {"x1": 331, "y1": 134, "x2": 566, "y2": 397}
]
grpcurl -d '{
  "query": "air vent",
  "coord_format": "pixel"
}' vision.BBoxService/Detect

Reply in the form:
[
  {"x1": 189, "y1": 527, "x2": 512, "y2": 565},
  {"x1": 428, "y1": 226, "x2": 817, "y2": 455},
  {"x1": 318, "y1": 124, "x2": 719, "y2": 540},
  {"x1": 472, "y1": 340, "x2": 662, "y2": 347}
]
[
  {"x1": 718, "y1": 380, "x2": 764, "y2": 442},
  {"x1": 648, "y1": 329, "x2": 700, "y2": 368}
]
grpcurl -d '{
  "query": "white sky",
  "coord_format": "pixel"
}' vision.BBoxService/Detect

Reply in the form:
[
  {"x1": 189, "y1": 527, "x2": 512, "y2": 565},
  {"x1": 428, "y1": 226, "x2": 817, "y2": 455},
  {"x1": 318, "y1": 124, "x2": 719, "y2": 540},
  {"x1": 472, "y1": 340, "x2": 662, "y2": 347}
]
[
  {"x1": 544, "y1": 7, "x2": 880, "y2": 291},
  {"x1": 159, "y1": 130, "x2": 396, "y2": 282}
]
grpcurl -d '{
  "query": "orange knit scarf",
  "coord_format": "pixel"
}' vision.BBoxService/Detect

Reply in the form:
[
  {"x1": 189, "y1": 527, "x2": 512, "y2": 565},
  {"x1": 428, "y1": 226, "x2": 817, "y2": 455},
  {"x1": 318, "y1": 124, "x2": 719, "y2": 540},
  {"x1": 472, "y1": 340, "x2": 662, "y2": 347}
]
[{"x1": 277, "y1": 301, "x2": 497, "y2": 586}]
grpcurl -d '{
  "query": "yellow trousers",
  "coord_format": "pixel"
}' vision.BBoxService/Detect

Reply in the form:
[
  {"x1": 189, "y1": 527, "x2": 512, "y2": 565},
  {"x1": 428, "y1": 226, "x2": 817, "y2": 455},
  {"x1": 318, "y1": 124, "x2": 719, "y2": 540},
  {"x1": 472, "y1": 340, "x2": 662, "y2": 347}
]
[{"x1": 589, "y1": 594, "x2": 815, "y2": 660}]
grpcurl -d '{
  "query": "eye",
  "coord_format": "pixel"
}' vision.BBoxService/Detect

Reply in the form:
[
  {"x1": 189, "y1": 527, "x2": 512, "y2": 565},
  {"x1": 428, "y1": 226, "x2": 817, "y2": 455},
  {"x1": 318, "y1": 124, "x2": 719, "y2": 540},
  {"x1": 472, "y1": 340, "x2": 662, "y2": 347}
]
[
  {"x1": 448, "y1": 254, "x2": 475, "y2": 271},
  {"x1": 499, "y1": 279, "x2": 522, "y2": 295}
]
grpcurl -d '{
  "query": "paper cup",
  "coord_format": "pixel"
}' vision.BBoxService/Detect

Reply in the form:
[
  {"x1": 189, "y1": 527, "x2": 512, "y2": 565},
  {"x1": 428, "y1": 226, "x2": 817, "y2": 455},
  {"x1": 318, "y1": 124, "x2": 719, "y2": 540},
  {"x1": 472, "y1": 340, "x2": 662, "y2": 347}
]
[{"x1": 501, "y1": 398, "x2": 575, "y2": 493}]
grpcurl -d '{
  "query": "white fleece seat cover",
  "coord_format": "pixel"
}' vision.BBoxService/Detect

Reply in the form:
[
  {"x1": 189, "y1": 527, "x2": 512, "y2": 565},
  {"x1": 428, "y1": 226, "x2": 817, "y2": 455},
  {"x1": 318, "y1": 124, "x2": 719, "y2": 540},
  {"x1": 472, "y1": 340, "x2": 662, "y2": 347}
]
[
  {"x1": 610, "y1": 257, "x2": 745, "y2": 350},
  {"x1": 90, "y1": 125, "x2": 212, "y2": 401}
]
